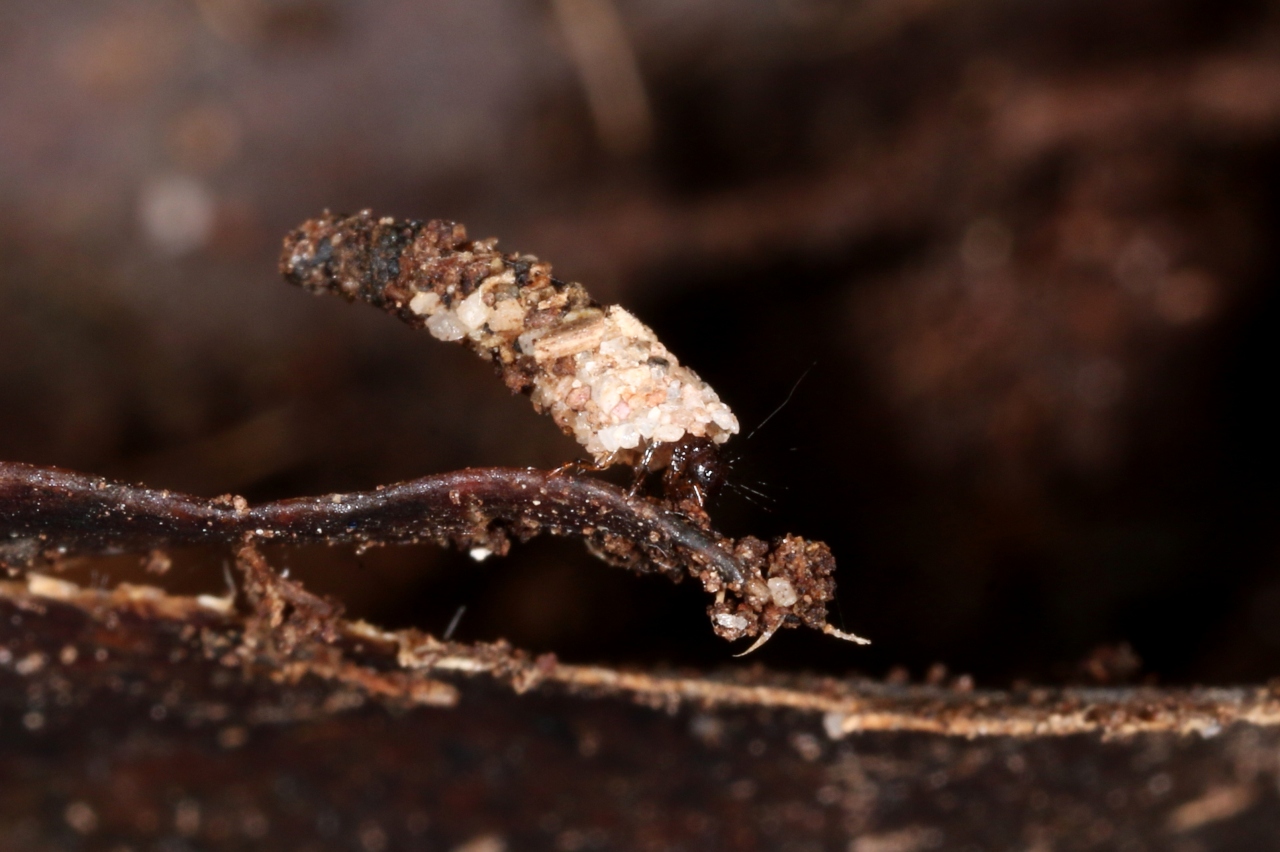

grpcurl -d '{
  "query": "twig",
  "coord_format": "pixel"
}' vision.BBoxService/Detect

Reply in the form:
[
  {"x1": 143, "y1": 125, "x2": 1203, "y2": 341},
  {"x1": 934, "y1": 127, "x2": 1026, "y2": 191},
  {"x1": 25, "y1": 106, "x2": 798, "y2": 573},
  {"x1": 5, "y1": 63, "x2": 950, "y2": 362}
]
[{"x1": 0, "y1": 461, "x2": 863, "y2": 646}]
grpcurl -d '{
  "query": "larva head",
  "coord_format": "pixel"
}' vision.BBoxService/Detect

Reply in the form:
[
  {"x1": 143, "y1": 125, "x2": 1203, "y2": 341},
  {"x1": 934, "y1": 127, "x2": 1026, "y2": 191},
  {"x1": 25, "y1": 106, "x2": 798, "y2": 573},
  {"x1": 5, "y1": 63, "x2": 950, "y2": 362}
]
[{"x1": 662, "y1": 436, "x2": 728, "y2": 508}]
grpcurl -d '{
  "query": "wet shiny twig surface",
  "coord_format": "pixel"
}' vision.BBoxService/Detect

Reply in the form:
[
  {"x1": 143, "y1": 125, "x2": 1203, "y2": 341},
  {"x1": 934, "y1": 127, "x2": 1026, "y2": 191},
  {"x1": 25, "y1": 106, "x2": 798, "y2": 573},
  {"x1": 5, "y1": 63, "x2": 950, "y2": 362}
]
[{"x1": 0, "y1": 460, "x2": 853, "y2": 647}]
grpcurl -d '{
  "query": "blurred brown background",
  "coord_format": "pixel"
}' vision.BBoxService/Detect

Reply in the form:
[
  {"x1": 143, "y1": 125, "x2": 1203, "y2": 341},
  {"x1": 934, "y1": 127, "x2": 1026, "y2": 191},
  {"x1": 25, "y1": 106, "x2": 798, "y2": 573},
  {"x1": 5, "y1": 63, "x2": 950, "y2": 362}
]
[{"x1": 2, "y1": 0, "x2": 1279, "y2": 685}]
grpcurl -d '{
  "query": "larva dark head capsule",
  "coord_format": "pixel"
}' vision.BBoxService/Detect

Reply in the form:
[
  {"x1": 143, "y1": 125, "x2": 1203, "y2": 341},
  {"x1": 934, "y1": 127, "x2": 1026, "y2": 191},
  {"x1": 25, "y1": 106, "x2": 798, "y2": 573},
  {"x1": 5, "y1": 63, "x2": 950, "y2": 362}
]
[{"x1": 662, "y1": 436, "x2": 728, "y2": 508}]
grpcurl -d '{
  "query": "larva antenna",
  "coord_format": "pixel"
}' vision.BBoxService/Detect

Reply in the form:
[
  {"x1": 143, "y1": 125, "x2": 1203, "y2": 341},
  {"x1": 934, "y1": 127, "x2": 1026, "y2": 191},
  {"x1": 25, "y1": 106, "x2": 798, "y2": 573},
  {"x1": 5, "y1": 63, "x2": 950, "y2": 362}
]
[
  {"x1": 745, "y1": 360, "x2": 817, "y2": 442},
  {"x1": 281, "y1": 211, "x2": 740, "y2": 468}
]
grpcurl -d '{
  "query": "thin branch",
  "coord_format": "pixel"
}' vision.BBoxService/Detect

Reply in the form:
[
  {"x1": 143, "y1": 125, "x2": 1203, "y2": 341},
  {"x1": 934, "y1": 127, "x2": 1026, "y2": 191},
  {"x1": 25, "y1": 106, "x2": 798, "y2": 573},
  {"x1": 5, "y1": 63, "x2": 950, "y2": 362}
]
[{"x1": 0, "y1": 461, "x2": 863, "y2": 646}]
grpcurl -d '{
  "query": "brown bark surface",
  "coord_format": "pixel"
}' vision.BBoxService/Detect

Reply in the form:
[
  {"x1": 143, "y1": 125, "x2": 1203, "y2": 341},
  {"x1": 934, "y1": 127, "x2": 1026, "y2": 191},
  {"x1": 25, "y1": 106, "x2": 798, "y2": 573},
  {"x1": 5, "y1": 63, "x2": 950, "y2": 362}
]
[{"x1": 4, "y1": 575, "x2": 1279, "y2": 850}]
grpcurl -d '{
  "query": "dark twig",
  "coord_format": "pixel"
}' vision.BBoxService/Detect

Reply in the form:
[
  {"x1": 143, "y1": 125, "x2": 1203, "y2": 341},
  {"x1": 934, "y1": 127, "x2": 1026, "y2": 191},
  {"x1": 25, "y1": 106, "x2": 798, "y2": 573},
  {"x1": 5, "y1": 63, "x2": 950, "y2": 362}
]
[
  {"x1": 0, "y1": 461, "x2": 861, "y2": 646},
  {"x1": 0, "y1": 462, "x2": 736, "y2": 581}
]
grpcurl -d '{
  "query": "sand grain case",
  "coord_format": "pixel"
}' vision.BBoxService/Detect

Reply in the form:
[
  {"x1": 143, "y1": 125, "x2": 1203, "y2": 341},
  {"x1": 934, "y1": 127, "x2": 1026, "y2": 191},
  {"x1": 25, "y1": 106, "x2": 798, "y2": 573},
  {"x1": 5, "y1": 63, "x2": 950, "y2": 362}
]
[{"x1": 281, "y1": 211, "x2": 739, "y2": 465}]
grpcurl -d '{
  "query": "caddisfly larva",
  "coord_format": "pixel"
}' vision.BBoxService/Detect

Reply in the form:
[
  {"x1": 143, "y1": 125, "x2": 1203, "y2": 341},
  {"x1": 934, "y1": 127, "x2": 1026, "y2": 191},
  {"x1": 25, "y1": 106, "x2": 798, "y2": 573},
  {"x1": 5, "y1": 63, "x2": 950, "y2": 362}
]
[
  {"x1": 276, "y1": 210, "x2": 867, "y2": 653},
  {"x1": 280, "y1": 211, "x2": 739, "y2": 475}
]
